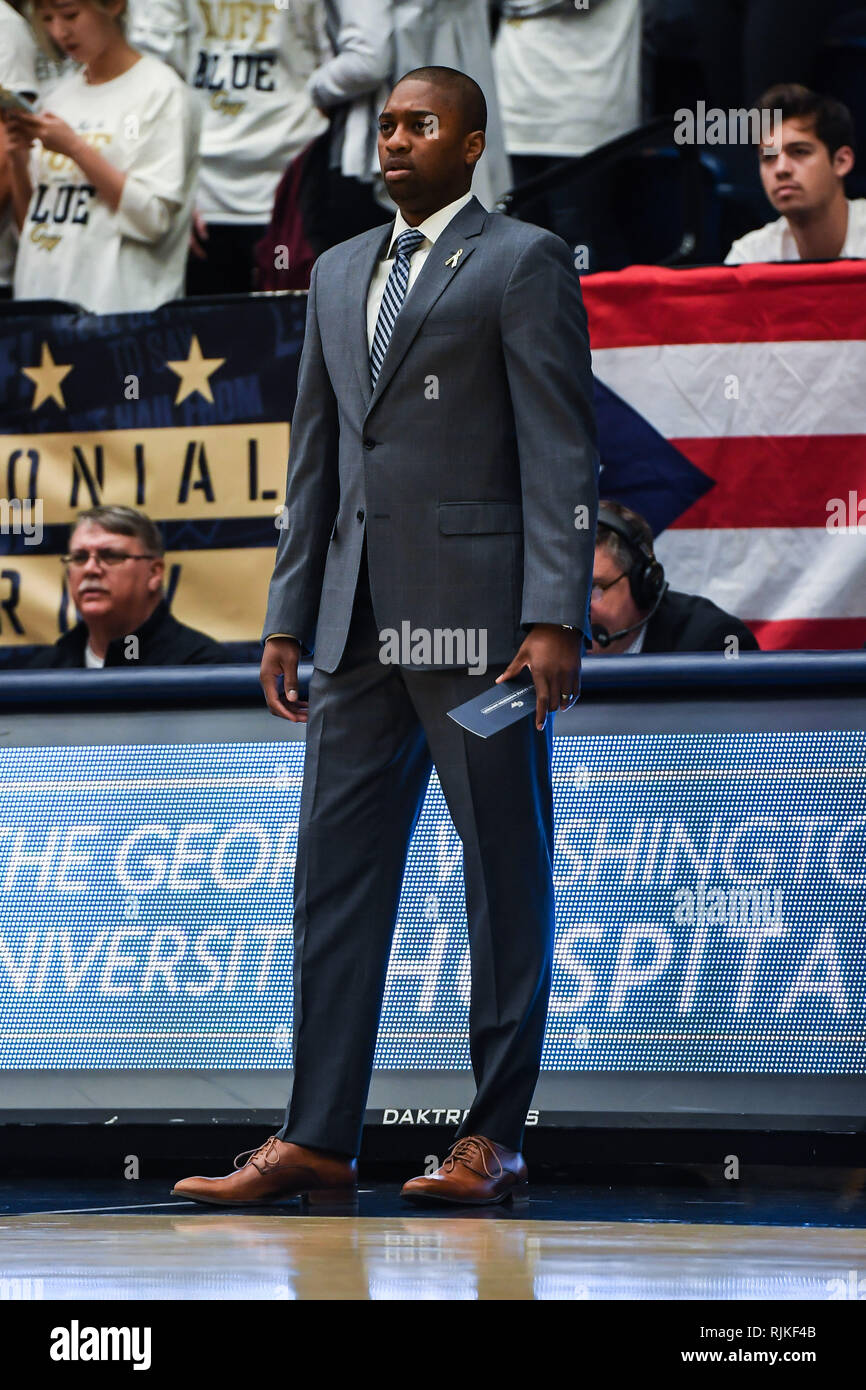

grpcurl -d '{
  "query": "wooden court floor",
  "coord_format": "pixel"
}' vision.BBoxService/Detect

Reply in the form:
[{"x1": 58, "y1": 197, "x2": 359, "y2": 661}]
[{"x1": 2, "y1": 1183, "x2": 866, "y2": 1300}]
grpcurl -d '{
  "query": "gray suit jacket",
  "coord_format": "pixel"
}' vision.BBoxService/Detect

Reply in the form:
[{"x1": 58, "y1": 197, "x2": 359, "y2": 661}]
[{"x1": 262, "y1": 194, "x2": 599, "y2": 672}]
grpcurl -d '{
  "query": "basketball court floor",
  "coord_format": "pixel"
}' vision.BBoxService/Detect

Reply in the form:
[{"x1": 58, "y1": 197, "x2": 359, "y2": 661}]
[{"x1": 2, "y1": 1178, "x2": 864, "y2": 1300}]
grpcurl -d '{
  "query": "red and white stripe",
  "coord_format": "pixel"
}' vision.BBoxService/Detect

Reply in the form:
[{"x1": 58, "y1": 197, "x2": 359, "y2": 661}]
[{"x1": 582, "y1": 262, "x2": 866, "y2": 649}]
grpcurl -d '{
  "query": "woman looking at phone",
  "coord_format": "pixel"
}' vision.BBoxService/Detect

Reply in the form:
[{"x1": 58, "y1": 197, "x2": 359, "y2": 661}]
[{"x1": 3, "y1": 0, "x2": 200, "y2": 312}]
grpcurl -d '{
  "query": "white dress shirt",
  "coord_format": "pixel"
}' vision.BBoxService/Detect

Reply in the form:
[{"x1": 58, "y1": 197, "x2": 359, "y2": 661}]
[
  {"x1": 366, "y1": 190, "x2": 475, "y2": 350},
  {"x1": 623, "y1": 625, "x2": 646, "y2": 655}
]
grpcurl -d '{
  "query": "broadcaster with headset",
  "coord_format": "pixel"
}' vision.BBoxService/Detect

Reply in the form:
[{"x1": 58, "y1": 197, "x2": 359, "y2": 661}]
[{"x1": 589, "y1": 501, "x2": 760, "y2": 655}]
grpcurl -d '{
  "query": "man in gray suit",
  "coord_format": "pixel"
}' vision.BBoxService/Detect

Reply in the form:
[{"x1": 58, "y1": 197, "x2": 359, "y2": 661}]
[{"x1": 173, "y1": 66, "x2": 598, "y2": 1208}]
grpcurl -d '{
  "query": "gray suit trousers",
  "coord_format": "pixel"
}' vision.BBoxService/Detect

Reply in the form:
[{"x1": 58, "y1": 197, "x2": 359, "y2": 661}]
[{"x1": 278, "y1": 542, "x2": 555, "y2": 1156}]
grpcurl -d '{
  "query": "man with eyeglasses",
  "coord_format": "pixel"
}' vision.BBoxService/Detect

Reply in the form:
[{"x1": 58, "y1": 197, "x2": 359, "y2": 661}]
[
  {"x1": 589, "y1": 500, "x2": 760, "y2": 655},
  {"x1": 29, "y1": 505, "x2": 227, "y2": 668}
]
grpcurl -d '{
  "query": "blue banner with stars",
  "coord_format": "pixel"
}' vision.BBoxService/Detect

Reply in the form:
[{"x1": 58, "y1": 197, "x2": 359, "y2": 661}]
[{"x1": 0, "y1": 294, "x2": 307, "y2": 663}]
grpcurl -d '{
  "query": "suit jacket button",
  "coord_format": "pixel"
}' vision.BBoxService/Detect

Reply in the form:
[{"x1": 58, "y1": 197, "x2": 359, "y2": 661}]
[
  {"x1": 356, "y1": 509, "x2": 365, "y2": 522},
  {"x1": 363, "y1": 437, "x2": 376, "y2": 450}
]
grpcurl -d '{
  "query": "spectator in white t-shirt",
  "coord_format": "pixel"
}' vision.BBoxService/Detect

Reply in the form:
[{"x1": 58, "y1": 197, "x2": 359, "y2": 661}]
[
  {"x1": 3, "y1": 0, "x2": 200, "y2": 313},
  {"x1": 493, "y1": 0, "x2": 641, "y2": 174},
  {"x1": 725, "y1": 85, "x2": 866, "y2": 264},
  {"x1": 129, "y1": 0, "x2": 330, "y2": 295},
  {"x1": 491, "y1": 0, "x2": 639, "y2": 263},
  {"x1": 0, "y1": 0, "x2": 39, "y2": 297}
]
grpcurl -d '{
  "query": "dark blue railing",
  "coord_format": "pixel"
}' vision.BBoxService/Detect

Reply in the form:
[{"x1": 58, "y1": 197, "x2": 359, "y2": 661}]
[{"x1": 1, "y1": 651, "x2": 865, "y2": 710}]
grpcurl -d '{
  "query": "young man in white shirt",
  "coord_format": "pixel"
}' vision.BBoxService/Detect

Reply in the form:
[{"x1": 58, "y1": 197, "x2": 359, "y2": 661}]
[{"x1": 725, "y1": 84, "x2": 866, "y2": 264}]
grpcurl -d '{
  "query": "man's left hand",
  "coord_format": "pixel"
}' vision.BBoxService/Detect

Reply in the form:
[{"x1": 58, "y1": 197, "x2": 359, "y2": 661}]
[{"x1": 496, "y1": 624, "x2": 582, "y2": 731}]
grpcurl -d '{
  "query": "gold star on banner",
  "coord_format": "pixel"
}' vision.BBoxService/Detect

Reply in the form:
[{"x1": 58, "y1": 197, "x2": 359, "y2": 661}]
[
  {"x1": 22, "y1": 342, "x2": 74, "y2": 410},
  {"x1": 166, "y1": 334, "x2": 226, "y2": 405}
]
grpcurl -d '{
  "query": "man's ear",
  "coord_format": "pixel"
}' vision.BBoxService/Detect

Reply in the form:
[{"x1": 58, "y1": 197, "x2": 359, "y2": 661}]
[
  {"x1": 148, "y1": 559, "x2": 165, "y2": 595},
  {"x1": 832, "y1": 144, "x2": 855, "y2": 179},
  {"x1": 465, "y1": 130, "x2": 486, "y2": 170}
]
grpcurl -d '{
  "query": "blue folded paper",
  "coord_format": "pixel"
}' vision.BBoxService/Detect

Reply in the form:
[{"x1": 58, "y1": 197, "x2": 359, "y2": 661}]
[{"x1": 447, "y1": 677, "x2": 538, "y2": 738}]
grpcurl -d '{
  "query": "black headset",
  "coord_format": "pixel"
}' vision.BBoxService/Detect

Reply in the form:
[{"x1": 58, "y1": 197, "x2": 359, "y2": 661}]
[{"x1": 596, "y1": 505, "x2": 666, "y2": 610}]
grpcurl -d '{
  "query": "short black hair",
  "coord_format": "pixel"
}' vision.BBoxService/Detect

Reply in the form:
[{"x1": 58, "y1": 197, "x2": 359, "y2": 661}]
[
  {"x1": 394, "y1": 65, "x2": 487, "y2": 135},
  {"x1": 758, "y1": 84, "x2": 856, "y2": 158}
]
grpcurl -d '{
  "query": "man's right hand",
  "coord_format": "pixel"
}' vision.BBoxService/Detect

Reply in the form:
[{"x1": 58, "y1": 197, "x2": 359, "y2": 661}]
[{"x1": 260, "y1": 637, "x2": 308, "y2": 722}]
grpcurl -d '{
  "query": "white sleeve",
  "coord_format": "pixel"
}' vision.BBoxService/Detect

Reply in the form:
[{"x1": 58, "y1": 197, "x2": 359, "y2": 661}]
[
  {"x1": 723, "y1": 243, "x2": 742, "y2": 265},
  {"x1": 127, "y1": 0, "x2": 191, "y2": 79},
  {"x1": 0, "y1": 14, "x2": 38, "y2": 92},
  {"x1": 295, "y1": 0, "x2": 335, "y2": 70},
  {"x1": 113, "y1": 81, "x2": 200, "y2": 244},
  {"x1": 308, "y1": 0, "x2": 393, "y2": 109}
]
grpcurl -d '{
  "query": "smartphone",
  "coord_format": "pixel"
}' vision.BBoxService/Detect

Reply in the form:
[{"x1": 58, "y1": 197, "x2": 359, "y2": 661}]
[{"x1": 0, "y1": 86, "x2": 38, "y2": 116}]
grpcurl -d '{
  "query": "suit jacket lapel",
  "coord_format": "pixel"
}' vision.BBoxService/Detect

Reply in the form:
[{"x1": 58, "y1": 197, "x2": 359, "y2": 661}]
[{"x1": 362, "y1": 196, "x2": 488, "y2": 419}]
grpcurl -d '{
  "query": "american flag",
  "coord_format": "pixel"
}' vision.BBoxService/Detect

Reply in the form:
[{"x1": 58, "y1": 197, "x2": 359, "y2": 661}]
[{"x1": 582, "y1": 260, "x2": 866, "y2": 650}]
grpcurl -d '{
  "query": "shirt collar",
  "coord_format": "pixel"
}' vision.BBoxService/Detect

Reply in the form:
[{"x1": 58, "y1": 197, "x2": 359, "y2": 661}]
[
  {"x1": 386, "y1": 191, "x2": 474, "y2": 259},
  {"x1": 67, "y1": 598, "x2": 169, "y2": 658},
  {"x1": 624, "y1": 624, "x2": 646, "y2": 655}
]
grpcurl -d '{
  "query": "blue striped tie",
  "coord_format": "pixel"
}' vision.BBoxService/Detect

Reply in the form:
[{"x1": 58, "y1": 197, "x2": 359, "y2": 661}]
[{"x1": 369, "y1": 227, "x2": 426, "y2": 386}]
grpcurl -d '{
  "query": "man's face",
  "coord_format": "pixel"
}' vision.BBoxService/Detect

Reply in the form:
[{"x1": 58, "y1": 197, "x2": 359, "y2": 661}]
[
  {"x1": 758, "y1": 117, "x2": 853, "y2": 216},
  {"x1": 66, "y1": 522, "x2": 163, "y2": 627},
  {"x1": 377, "y1": 78, "x2": 484, "y2": 216},
  {"x1": 588, "y1": 543, "x2": 644, "y2": 655}
]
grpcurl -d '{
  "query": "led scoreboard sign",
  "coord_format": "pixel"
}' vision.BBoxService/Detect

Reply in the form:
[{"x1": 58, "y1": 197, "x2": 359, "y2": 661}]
[{"x1": 1, "y1": 728, "x2": 864, "y2": 1075}]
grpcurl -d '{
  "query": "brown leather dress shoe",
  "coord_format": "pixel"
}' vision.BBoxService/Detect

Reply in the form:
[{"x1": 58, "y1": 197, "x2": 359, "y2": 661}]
[
  {"x1": 401, "y1": 1135, "x2": 529, "y2": 1206},
  {"x1": 171, "y1": 1136, "x2": 358, "y2": 1207}
]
